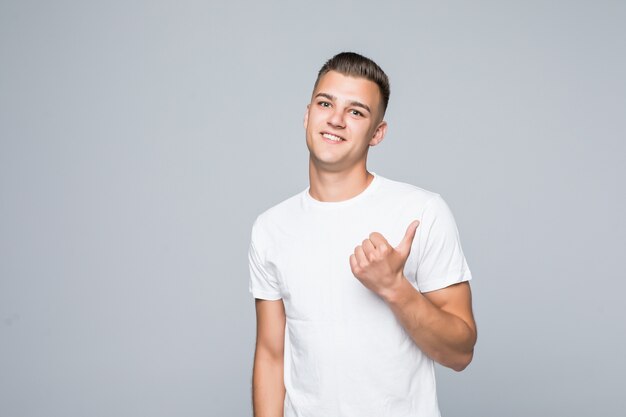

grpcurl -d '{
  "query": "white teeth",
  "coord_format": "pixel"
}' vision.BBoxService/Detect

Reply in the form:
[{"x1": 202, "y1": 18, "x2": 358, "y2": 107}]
[{"x1": 322, "y1": 133, "x2": 343, "y2": 141}]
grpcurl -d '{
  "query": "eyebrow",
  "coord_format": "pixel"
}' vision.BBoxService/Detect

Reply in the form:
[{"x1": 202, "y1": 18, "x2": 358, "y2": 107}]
[{"x1": 315, "y1": 93, "x2": 371, "y2": 114}]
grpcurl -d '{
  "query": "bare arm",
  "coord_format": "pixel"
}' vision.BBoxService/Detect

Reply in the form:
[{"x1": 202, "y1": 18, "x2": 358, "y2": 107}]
[
  {"x1": 252, "y1": 298, "x2": 286, "y2": 417},
  {"x1": 382, "y1": 280, "x2": 477, "y2": 371},
  {"x1": 350, "y1": 220, "x2": 477, "y2": 372}
]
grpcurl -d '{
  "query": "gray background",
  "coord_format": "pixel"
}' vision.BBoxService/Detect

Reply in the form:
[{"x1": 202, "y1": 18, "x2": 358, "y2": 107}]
[{"x1": 1, "y1": 1, "x2": 625, "y2": 416}]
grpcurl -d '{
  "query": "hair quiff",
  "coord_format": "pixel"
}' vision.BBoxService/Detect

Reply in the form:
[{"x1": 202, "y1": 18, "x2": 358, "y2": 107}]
[{"x1": 313, "y1": 51, "x2": 390, "y2": 115}]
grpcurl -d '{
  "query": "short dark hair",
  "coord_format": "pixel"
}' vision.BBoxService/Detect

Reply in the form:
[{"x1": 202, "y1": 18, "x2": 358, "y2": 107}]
[{"x1": 313, "y1": 51, "x2": 390, "y2": 115}]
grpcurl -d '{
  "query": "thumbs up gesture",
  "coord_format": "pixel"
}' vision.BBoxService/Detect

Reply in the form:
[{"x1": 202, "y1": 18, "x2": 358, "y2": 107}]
[{"x1": 349, "y1": 220, "x2": 420, "y2": 298}]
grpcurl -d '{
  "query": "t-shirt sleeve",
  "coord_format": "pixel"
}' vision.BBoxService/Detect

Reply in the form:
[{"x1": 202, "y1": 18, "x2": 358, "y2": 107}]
[
  {"x1": 248, "y1": 218, "x2": 283, "y2": 300},
  {"x1": 415, "y1": 194, "x2": 472, "y2": 293}
]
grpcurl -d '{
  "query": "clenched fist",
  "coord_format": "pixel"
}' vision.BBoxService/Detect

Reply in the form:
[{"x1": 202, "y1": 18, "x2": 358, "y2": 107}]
[{"x1": 349, "y1": 220, "x2": 420, "y2": 298}]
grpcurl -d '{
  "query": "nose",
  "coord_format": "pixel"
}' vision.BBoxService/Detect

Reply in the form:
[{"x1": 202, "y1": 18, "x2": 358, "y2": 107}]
[{"x1": 327, "y1": 107, "x2": 345, "y2": 129}]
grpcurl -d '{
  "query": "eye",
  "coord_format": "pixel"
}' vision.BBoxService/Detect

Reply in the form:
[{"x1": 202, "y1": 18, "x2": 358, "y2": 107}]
[
  {"x1": 318, "y1": 101, "x2": 331, "y2": 108},
  {"x1": 350, "y1": 109, "x2": 363, "y2": 117}
]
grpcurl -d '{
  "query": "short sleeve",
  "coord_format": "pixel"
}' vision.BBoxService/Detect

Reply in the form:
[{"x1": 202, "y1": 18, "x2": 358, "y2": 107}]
[
  {"x1": 248, "y1": 218, "x2": 283, "y2": 300},
  {"x1": 415, "y1": 194, "x2": 472, "y2": 292}
]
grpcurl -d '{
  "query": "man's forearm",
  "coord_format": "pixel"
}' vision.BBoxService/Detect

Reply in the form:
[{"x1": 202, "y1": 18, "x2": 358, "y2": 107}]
[
  {"x1": 252, "y1": 355, "x2": 285, "y2": 417},
  {"x1": 381, "y1": 278, "x2": 476, "y2": 371}
]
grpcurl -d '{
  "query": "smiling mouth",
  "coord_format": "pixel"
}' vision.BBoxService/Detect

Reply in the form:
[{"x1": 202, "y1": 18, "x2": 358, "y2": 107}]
[{"x1": 321, "y1": 132, "x2": 346, "y2": 142}]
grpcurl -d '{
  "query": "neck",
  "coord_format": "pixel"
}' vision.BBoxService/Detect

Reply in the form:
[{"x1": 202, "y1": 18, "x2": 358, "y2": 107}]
[{"x1": 307, "y1": 159, "x2": 374, "y2": 202}]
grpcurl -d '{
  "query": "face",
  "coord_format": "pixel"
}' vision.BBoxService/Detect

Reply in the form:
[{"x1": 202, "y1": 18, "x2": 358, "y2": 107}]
[{"x1": 304, "y1": 71, "x2": 387, "y2": 172}]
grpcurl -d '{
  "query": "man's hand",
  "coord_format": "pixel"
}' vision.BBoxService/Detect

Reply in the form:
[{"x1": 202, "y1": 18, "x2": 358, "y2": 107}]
[{"x1": 349, "y1": 220, "x2": 420, "y2": 298}]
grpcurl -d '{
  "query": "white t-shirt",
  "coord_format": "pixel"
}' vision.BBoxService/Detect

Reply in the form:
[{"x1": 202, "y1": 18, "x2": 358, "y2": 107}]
[{"x1": 248, "y1": 172, "x2": 472, "y2": 417}]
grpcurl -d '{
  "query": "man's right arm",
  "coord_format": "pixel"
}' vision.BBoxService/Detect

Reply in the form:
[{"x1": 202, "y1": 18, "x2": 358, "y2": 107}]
[{"x1": 252, "y1": 298, "x2": 286, "y2": 417}]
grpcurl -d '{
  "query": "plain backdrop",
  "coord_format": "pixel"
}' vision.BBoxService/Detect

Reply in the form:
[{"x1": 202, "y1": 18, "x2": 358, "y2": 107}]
[{"x1": 1, "y1": 1, "x2": 625, "y2": 416}]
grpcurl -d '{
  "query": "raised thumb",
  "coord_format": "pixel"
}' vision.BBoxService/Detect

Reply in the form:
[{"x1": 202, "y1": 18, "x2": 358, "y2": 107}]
[{"x1": 395, "y1": 220, "x2": 420, "y2": 256}]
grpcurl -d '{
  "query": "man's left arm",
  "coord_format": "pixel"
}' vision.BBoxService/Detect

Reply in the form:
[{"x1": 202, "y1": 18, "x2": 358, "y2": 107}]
[
  {"x1": 350, "y1": 220, "x2": 477, "y2": 372},
  {"x1": 383, "y1": 279, "x2": 476, "y2": 371}
]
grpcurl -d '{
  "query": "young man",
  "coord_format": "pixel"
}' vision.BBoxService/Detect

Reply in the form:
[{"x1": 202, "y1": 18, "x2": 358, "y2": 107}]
[{"x1": 249, "y1": 52, "x2": 476, "y2": 417}]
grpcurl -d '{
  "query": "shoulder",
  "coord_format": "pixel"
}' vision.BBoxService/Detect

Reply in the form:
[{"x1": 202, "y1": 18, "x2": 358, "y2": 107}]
[
  {"x1": 376, "y1": 174, "x2": 442, "y2": 211},
  {"x1": 251, "y1": 189, "x2": 306, "y2": 237}
]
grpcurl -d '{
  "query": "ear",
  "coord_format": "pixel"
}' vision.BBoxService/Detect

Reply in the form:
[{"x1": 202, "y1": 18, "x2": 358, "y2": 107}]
[
  {"x1": 368, "y1": 120, "x2": 388, "y2": 147},
  {"x1": 303, "y1": 104, "x2": 310, "y2": 129}
]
